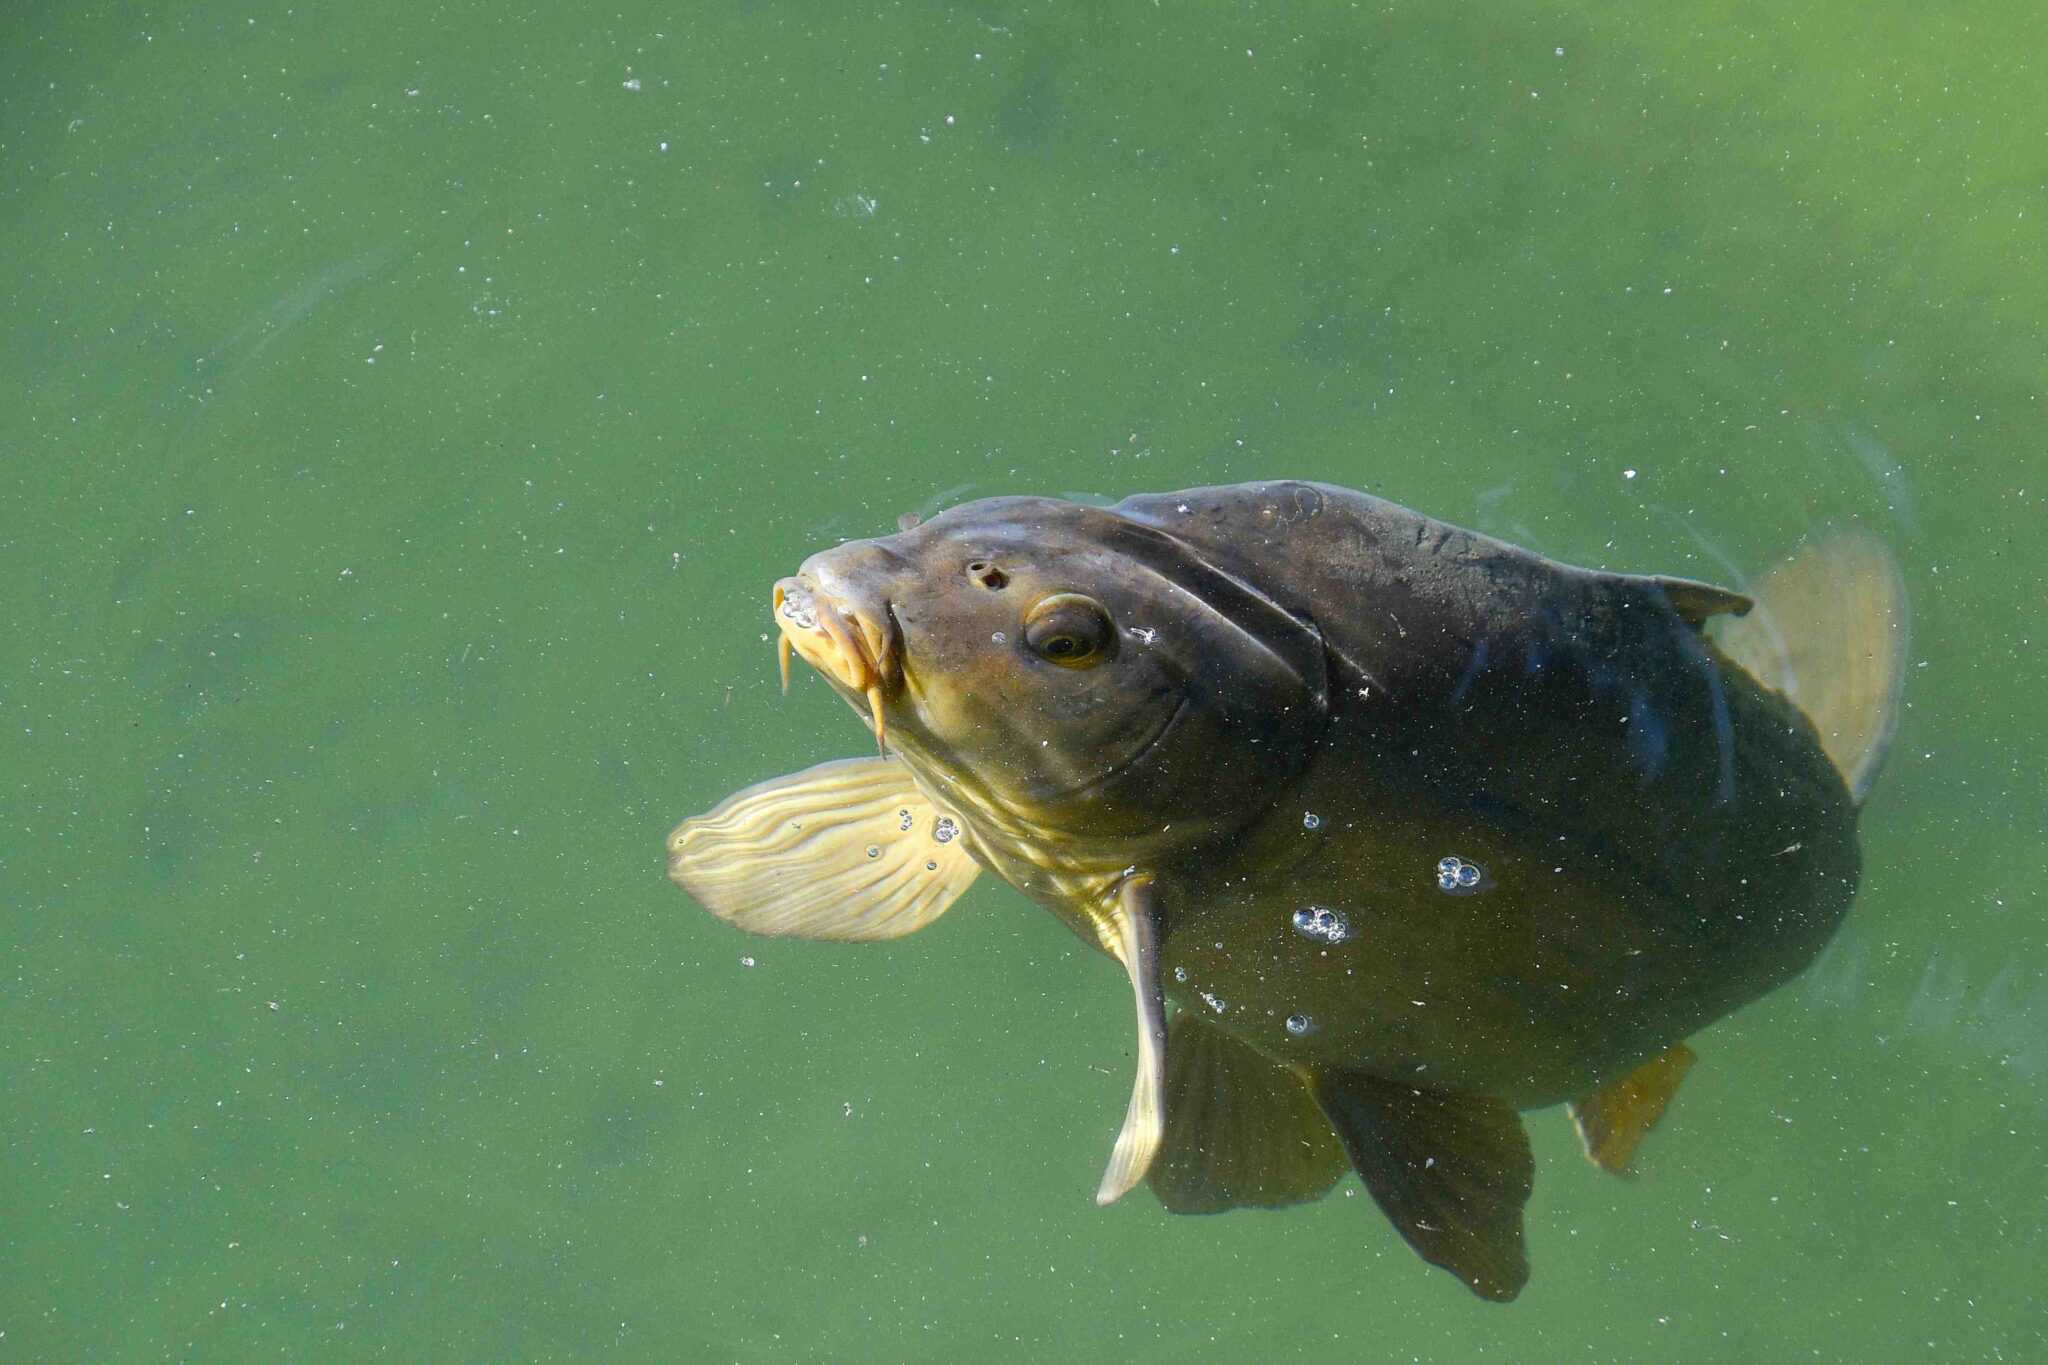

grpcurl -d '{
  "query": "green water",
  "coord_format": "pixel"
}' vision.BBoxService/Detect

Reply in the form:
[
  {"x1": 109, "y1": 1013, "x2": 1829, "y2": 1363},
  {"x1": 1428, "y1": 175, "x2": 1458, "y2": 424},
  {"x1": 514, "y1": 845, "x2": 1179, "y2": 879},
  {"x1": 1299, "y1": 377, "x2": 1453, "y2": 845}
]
[{"x1": 5, "y1": 2, "x2": 2043, "y2": 1359}]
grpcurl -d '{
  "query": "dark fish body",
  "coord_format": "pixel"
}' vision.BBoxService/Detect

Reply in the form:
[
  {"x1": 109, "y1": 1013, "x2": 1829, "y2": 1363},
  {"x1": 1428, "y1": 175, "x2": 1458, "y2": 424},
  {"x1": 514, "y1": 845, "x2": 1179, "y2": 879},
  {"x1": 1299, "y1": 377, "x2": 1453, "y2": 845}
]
[
  {"x1": 670, "y1": 479, "x2": 1905, "y2": 1300},
  {"x1": 1095, "y1": 485, "x2": 1860, "y2": 1105}
]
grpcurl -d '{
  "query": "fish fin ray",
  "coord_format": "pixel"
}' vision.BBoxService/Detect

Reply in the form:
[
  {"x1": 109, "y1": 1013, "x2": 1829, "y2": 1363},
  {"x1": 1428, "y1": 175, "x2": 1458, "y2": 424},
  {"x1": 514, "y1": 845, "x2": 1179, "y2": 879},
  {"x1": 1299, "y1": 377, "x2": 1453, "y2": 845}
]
[
  {"x1": 666, "y1": 757, "x2": 979, "y2": 941},
  {"x1": 1709, "y1": 531, "x2": 1908, "y2": 802},
  {"x1": 1568, "y1": 1041, "x2": 1697, "y2": 1175},
  {"x1": 1096, "y1": 875, "x2": 1168, "y2": 1206},
  {"x1": 1311, "y1": 1071, "x2": 1534, "y2": 1302},
  {"x1": 1149, "y1": 1014, "x2": 1347, "y2": 1214},
  {"x1": 1641, "y1": 575, "x2": 1755, "y2": 626}
]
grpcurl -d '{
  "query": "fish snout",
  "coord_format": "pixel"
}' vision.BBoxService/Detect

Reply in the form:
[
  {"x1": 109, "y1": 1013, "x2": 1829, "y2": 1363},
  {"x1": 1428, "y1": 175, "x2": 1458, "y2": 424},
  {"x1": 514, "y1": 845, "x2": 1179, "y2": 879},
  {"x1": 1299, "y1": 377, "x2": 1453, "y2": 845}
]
[{"x1": 772, "y1": 572, "x2": 901, "y2": 749}]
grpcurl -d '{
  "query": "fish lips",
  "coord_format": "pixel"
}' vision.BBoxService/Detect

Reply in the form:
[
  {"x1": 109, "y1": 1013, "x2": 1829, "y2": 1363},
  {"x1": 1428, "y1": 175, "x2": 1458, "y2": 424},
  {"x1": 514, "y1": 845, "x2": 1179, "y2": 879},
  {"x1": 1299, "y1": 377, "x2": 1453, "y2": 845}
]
[{"x1": 772, "y1": 574, "x2": 902, "y2": 735}]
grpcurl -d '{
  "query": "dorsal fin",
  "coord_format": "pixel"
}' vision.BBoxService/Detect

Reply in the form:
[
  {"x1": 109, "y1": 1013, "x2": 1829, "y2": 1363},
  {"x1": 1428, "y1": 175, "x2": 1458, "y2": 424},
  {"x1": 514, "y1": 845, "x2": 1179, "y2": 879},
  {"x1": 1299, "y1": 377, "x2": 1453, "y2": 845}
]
[
  {"x1": 1709, "y1": 532, "x2": 1908, "y2": 802},
  {"x1": 1642, "y1": 575, "x2": 1755, "y2": 627}
]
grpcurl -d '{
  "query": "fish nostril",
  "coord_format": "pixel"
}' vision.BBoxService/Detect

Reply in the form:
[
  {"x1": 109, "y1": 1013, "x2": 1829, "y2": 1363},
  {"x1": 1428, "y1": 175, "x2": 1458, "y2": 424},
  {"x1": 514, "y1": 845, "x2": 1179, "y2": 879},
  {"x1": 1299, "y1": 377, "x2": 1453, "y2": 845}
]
[{"x1": 966, "y1": 561, "x2": 1008, "y2": 590}]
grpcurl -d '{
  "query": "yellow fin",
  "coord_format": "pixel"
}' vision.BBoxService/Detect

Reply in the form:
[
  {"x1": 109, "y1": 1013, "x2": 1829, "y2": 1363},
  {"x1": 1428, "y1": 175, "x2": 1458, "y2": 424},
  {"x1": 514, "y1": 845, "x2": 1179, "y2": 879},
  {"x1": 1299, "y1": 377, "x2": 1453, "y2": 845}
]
[
  {"x1": 667, "y1": 757, "x2": 979, "y2": 941},
  {"x1": 1568, "y1": 1041, "x2": 1697, "y2": 1175},
  {"x1": 1710, "y1": 531, "x2": 1908, "y2": 802},
  {"x1": 1095, "y1": 876, "x2": 1168, "y2": 1207},
  {"x1": 1150, "y1": 1013, "x2": 1347, "y2": 1214}
]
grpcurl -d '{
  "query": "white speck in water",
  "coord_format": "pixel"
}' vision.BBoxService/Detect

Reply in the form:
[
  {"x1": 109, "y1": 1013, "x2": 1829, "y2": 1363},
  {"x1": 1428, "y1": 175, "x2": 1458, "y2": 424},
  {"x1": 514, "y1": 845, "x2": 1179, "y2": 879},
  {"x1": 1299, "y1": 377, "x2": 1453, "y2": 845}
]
[
  {"x1": 740, "y1": 956, "x2": 756, "y2": 968},
  {"x1": 1624, "y1": 468, "x2": 1637, "y2": 480},
  {"x1": 623, "y1": 77, "x2": 642, "y2": 91}
]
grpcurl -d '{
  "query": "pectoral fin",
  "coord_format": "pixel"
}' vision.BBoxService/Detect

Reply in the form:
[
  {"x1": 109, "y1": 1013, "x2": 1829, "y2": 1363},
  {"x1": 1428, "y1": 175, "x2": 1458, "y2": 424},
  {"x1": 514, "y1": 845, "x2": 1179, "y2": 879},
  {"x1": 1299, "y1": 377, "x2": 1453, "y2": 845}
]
[
  {"x1": 1150, "y1": 1013, "x2": 1347, "y2": 1214},
  {"x1": 1312, "y1": 1071, "x2": 1535, "y2": 1302},
  {"x1": 1095, "y1": 875, "x2": 1168, "y2": 1207},
  {"x1": 1569, "y1": 1041, "x2": 1697, "y2": 1175},
  {"x1": 666, "y1": 757, "x2": 979, "y2": 941}
]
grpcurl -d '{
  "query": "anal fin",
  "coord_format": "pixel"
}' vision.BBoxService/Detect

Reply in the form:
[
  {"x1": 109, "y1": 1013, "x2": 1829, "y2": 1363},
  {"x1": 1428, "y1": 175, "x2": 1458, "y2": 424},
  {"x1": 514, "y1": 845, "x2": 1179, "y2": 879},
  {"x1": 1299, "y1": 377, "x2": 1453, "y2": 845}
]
[
  {"x1": 1149, "y1": 1014, "x2": 1347, "y2": 1214},
  {"x1": 1311, "y1": 1071, "x2": 1534, "y2": 1303},
  {"x1": 1569, "y1": 1041, "x2": 1697, "y2": 1175}
]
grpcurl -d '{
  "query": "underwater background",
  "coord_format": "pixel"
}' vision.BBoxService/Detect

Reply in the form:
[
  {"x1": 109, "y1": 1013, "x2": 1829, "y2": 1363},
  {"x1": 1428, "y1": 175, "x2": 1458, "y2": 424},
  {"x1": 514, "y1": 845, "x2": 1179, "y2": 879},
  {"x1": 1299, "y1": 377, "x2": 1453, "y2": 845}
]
[{"x1": 5, "y1": 1, "x2": 2043, "y2": 1359}]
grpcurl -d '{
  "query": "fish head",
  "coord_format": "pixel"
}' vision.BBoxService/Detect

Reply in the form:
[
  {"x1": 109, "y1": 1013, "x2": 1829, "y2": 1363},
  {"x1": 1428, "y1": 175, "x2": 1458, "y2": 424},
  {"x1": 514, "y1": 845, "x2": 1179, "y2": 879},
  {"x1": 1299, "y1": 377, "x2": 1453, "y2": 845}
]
[{"x1": 773, "y1": 495, "x2": 1331, "y2": 844}]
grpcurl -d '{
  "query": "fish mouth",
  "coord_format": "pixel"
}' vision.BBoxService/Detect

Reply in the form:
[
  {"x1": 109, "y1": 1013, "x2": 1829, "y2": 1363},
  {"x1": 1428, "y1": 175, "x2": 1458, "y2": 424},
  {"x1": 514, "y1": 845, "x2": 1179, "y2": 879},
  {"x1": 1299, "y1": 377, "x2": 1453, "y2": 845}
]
[{"x1": 772, "y1": 577, "x2": 899, "y2": 750}]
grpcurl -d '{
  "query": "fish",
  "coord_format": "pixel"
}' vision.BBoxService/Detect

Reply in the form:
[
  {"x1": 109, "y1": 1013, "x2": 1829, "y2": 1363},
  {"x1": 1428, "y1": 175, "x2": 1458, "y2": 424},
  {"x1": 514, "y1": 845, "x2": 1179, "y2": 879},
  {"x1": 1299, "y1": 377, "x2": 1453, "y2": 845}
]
[{"x1": 667, "y1": 480, "x2": 1908, "y2": 1301}]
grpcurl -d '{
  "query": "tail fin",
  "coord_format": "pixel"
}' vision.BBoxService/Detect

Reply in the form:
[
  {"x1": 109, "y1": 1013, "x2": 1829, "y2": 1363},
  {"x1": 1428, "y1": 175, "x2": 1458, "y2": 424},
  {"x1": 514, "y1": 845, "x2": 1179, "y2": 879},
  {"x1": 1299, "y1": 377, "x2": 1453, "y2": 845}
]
[{"x1": 1711, "y1": 531, "x2": 1908, "y2": 804}]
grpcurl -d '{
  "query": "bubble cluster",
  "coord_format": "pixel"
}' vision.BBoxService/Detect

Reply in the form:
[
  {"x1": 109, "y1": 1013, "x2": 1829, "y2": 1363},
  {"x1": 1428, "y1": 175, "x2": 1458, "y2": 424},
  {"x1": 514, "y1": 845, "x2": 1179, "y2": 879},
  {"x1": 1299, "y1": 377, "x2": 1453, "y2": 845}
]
[
  {"x1": 897, "y1": 808, "x2": 914, "y2": 831},
  {"x1": 1437, "y1": 855, "x2": 1485, "y2": 894},
  {"x1": 932, "y1": 816, "x2": 959, "y2": 843},
  {"x1": 1292, "y1": 905, "x2": 1352, "y2": 944},
  {"x1": 778, "y1": 586, "x2": 819, "y2": 630},
  {"x1": 1301, "y1": 811, "x2": 1322, "y2": 831},
  {"x1": 1284, "y1": 1012, "x2": 1316, "y2": 1037}
]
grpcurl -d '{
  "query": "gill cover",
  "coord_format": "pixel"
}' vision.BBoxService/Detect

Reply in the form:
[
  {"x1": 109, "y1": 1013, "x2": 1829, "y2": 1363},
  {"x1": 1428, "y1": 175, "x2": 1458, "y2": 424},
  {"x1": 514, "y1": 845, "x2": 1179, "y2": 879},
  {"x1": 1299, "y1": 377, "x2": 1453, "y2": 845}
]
[{"x1": 834, "y1": 496, "x2": 1334, "y2": 840}]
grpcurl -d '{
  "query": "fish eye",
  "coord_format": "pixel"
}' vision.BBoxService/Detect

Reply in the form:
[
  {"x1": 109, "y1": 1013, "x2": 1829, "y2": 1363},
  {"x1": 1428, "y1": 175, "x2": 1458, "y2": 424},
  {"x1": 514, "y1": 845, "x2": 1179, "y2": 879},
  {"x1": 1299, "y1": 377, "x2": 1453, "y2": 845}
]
[{"x1": 1022, "y1": 593, "x2": 1115, "y2": 668}]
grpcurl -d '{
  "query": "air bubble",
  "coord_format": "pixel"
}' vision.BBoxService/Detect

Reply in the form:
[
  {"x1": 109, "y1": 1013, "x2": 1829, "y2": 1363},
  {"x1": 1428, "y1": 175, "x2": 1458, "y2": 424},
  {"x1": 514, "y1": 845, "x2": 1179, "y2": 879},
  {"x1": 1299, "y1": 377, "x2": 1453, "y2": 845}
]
[
  {"x1": 865, "y1": 845, "x2": 881, "y2": 859},
  {"x1": 778, "y1": 585, "x2": 820, "y2": 630},
  {"x1": 1291, "y1": 905, "x2": 1353, "y2": 944},
  {"x1": 1302, "y1": 811, "x2": 1322, "y2": 831},
  {"x1": 1173, "y1": 966, "x2": 1188, "y2": 983},
  {"x1": 1284, "y1": 1013, "x2": 1316, "y2": 1037},
  {"x1": 924, "y1": 860, "x2": 937, "y2": 871},
  {"x1": 898, "y1": 809, "x2": 914, "y2": 831},
  {"x1": 932, "y1": 816, "x2": 959, "y2": 843},
  {"x1": 1437, "y1": 855, "x2": 1487, "y2": 895}
]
